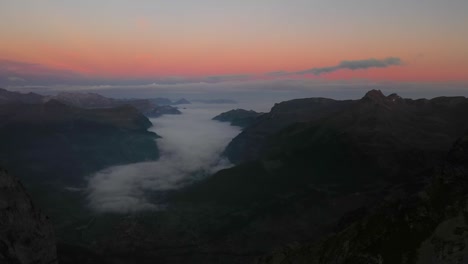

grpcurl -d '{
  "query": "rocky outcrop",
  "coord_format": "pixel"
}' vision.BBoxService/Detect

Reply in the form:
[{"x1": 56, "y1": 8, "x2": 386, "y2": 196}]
[
  {"x1": 0, "y1": 168, "x2": 57, "y2": 264},
  {"x1": 213, "y1": 109, "x2": 263, "y2": 128}
]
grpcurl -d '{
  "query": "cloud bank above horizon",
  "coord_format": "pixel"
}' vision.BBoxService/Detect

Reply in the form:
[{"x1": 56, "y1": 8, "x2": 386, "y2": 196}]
[
  {"x1": 1, "y1": 1, "x2": 467, "y2": 83},
  {"x1": 0, "y1": 57, "x2": 405, "y2": 86}
]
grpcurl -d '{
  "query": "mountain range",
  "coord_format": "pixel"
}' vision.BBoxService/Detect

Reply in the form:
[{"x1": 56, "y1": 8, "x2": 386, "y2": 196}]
[
  {"x1": 172, "y1": 90, "x2": 468, "y2": 263},
  {"x1": 2, "y1": 89, "x2": 468, "y2": 263},
  {"x1": 50, "y1": 92, "x2": 183, "y2": 117}
]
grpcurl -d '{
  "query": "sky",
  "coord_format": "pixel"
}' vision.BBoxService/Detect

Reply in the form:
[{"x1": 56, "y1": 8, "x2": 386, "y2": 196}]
[{"x1": 1, "y1": 0, "x2": 467, "y2": 87}]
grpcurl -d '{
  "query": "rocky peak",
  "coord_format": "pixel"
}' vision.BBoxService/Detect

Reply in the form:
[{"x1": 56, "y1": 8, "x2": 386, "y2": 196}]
[
  {"x1": 0, "y1": 168, "x2": 57, "y2": 263},
  {"x1": 362, "y1": 89, "x2": 386, "y2": 102},
  {"x1": 361, "y1": 90, "x2": 405, "y2": 108}
]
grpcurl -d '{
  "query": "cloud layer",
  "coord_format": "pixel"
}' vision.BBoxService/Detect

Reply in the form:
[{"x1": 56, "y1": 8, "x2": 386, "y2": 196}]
[
  {"x1": 268, "y1": 57, "x2": 403, "y2": 77},
  {"x1": 0, "y1": 59, "x2": 83, "y2": 85},
  {"x1": 1, "y1": 57, "x2": 402, "y2": 86},
  {"x1": 86, "y1": 104, "x2": 241, "y2": 212}
]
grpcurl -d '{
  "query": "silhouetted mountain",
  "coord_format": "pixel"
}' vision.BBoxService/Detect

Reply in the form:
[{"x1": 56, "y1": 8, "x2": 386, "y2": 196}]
[
  {"x1": 52, "y1": 92, "x2": 115, "y2": 108},
  {"x1": 171, "y1": 90, "x2": 468, "y2": 262},
  {"x1": 225, "y1": 97, "x2": 352, "y2": 163},
  {"x1": 49, "y1": 91, "x2": 181, "y2": 118},
  {"x1": 213, "y1": 109, "x2": 263, "y2": 128},
  {"x1": 172, "y1": 98, "x2": 191, "y2": 105},
  {"x1": 0, "y1": 100, "x2": 159, "y2": 185},
  {"x1": 146, "y1": 105, "x2": 182, "y2": 117},
  {"x1": 7, "y1": 89, "x2": 468, "y2": 264},
  {"x1": 0, "y1": 87, "x2": 44, "y2": 104},
  {"x1": 0, "y1": 167, "x2": 57, "y2": 264}
]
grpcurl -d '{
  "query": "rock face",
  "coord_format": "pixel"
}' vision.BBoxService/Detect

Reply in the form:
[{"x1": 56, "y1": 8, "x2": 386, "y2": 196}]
[
  {"x1": 0, "y1": 168, "x2": 57, "y2": 264},
  {"x1": 212, "y1": 109, "x2": 263, "y2": 128}
]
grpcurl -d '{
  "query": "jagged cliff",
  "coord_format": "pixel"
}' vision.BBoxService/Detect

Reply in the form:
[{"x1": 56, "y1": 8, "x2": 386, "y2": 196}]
[{"x1": 0, "y1": 168, "x2": 57, "y2": 264}]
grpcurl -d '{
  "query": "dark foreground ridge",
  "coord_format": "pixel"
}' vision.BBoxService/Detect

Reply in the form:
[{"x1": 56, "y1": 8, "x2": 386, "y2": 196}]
[
  {"x1": 256, "y1": 133, "x2": 468, "y2": 263},
  {"x1": 0, "y1": 168, "x2": 57, "y2": 264}
]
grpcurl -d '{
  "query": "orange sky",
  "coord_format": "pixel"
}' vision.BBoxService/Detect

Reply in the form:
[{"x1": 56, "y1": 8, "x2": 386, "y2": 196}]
[{"x1": 1, "y1": 1, "x2": 467, "y2": 84}]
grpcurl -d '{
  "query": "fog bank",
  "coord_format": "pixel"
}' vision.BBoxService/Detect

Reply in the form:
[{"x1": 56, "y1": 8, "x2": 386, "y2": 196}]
[{"x1": 87, "y1": 103, "x2": 241, "y2": 212}]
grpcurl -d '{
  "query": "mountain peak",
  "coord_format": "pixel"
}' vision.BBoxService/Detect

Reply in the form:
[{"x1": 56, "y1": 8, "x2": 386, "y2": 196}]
[{"x1": 362, "y1": 89, "x2": 386, "y2": 101}]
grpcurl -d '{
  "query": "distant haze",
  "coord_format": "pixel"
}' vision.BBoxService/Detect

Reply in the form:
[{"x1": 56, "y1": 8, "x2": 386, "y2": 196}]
[{"x1": 87, "y1": 103, "x2": 241, "y2": 212}]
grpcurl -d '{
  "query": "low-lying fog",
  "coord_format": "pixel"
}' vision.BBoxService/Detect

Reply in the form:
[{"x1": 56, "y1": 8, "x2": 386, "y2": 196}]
[{"x1": 87, "y1": 103, "x2": 243, "y2": 213}]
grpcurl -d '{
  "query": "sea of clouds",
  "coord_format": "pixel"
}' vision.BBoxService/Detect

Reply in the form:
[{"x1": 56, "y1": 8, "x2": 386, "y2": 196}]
[{"x1": 87, "y1": 103, "x2": 242, "y2": 213}]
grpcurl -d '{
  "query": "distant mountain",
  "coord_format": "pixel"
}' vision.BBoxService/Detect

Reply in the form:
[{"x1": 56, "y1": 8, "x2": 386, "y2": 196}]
[
  {"x1": 0, "y1": 167, "x2": 57, "y2": 264},
  {"x1": 0, "y1": 87, "x2": 44, "y2": 104},
  {"x1": 146, "y1": 105, "x2": 182, "y2": 118},
  {"x1": 192, "y1": 99, "x2": 237, "y2": 104},
  {"x1": 52, "y1": 92, "x2": 115, "y2": 108},
  {"x1": 49, "y1": 91, "x2": 181, "y2": 118},
  {"x1": 0, "y1": 100, "x2": 159, "y2": 185},
  {"x1": 212, "y1": 109, "x2": 263, "y2": 128},
  {"x1": 172, "y1": 98, "x2": 191, "y2": 105}
]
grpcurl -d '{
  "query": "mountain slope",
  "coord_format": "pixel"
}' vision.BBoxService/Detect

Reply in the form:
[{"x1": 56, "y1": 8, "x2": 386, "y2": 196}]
[
  {"x1": 0, "y1": 168, "x2": 57, "y2": 264},
  {"x1": 171, "y1": 90, "x2": 468, "y2": 262},
  {"x1": 181, "y1": 91, "x2": 468, "y2": 207},
  {"x1": 256, "y1": 133, "x2": 468, "y2": 264},
  {"x1": 0, "y1": 100, "x2": 159, "y2": 185}
]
